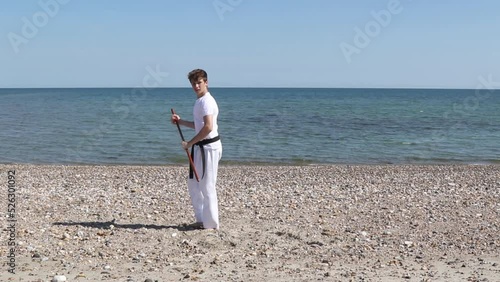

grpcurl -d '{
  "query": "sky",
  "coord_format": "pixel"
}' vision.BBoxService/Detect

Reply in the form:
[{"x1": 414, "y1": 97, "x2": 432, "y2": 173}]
[{"x1": 1, "y1": 0, "x2": 499, "y2": 88}]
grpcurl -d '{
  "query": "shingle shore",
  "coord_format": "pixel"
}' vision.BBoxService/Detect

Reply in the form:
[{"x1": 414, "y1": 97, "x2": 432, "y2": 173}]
[{"x1": 1, "y1": 164, "x2": 499, "y2": 281}]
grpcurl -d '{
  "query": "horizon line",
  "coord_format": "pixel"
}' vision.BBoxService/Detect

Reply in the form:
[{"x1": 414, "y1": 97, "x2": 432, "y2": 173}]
[{"x1": 1, "y1": 86, "x2": 499, "y2": 90}]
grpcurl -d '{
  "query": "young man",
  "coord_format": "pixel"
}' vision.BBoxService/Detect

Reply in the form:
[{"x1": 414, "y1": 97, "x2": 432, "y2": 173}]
[{"x1": 171, "y1": 69, "x2": 222, "y2": 230}]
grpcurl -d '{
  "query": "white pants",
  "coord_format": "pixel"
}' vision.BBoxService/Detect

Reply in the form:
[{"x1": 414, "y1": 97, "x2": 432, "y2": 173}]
[{"x1": 188, "y1": 145, "x2": 222, "y2": 229}]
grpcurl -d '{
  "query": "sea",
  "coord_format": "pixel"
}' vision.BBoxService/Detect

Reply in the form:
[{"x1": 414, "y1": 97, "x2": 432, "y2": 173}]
[{"x1": 0, "y1": 88, "x2": 499, "y2": 165}]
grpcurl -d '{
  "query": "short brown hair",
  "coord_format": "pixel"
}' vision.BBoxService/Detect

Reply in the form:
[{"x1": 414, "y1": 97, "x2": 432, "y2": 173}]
[{"x1": 188, "y1": 69, "x2": 208, "y2": 83}]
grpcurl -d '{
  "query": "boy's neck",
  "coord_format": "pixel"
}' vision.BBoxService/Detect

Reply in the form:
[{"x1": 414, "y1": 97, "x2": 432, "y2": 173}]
[{"x1": 197, "y1": 91, "x2": 208, "y2": 99}]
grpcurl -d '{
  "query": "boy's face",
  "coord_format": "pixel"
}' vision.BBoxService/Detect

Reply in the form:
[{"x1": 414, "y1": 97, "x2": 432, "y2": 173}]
[{"x1": 190, "y1": 78, "x2": 208, "y2": 96}]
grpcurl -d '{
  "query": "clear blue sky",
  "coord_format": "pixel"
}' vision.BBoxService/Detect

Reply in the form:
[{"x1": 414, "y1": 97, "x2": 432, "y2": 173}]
[{"x1": 1, "y1": 0, "x2": 499, "y2": 88}]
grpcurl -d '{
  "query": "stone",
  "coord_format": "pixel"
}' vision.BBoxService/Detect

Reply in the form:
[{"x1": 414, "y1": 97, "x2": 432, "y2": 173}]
[{"x1": 52, "y1": 275, "x2": 67, "y2": 282}]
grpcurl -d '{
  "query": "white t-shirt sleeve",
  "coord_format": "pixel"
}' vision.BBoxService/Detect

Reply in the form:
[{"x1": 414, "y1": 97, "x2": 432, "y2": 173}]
[{"x1": 200, "y1": 97, "x2": 216, "y2": 117}]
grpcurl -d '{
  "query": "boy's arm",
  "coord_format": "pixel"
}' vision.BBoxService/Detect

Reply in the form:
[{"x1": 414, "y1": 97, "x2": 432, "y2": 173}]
[
  {"x1": 171, "y1": 114, "x2": 195, "y2": 129},
  {"x1": 177, "y1": 119, "x2": 195, "y2": 129},
  {"x1": 183, "y1": 115, "x2": 213, "y2": 149}
]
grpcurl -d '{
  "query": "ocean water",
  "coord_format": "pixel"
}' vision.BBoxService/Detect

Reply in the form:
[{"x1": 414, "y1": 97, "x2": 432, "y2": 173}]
[{"x1": 0, "y1": 88, "x2": 499, "y2": 165}]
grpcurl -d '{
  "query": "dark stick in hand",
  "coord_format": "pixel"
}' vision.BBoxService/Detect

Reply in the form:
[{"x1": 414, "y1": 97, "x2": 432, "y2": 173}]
[{"x1": 171, "y1": 108, "x2": 200, "y2": 182}]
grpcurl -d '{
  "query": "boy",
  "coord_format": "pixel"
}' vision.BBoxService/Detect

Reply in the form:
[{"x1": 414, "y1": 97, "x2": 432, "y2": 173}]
[{"x1": 171, "y1": 69, "x2": 222, "y2": 229}]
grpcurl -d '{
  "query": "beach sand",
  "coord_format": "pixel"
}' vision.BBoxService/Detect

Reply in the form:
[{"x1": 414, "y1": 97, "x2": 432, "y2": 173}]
[{"x1": 1, "y1": 164, "x2": 499, "y2": 281}]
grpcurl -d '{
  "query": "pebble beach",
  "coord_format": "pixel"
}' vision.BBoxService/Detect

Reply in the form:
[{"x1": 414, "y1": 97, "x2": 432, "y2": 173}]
[{"x1": 1, "y1": 164, "x2": 499, "y2": 281}]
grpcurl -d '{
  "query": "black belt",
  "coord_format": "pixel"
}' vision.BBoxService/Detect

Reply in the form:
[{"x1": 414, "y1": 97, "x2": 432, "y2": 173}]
[{"x1": 190, "y1": 135, "x2": 220, "y2": 180}]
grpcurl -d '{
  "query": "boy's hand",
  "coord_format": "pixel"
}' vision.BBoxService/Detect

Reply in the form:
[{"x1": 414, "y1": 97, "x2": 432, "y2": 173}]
[{"x1": 171, "y1": 114, "x2": 180, "y2": 124}]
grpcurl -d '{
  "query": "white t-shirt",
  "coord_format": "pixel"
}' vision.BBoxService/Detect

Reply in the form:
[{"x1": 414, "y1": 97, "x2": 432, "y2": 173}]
[{"x1": 193, "y1": 92, "x2": 221, "y2": 149}]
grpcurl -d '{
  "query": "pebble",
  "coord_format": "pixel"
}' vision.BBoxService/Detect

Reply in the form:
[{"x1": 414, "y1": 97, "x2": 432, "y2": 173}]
[
  {"x1": 51, "y1": 275, "x2": 67, "y2": 282},
  {"x1": 404, "y1": 241, "x2": 414, "y2": 247}
]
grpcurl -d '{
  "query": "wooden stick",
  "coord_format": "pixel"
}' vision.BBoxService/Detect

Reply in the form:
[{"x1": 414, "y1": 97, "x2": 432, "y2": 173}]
[{"x1": 171, "y1": 108, "x2": 200, "y2": 182}]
